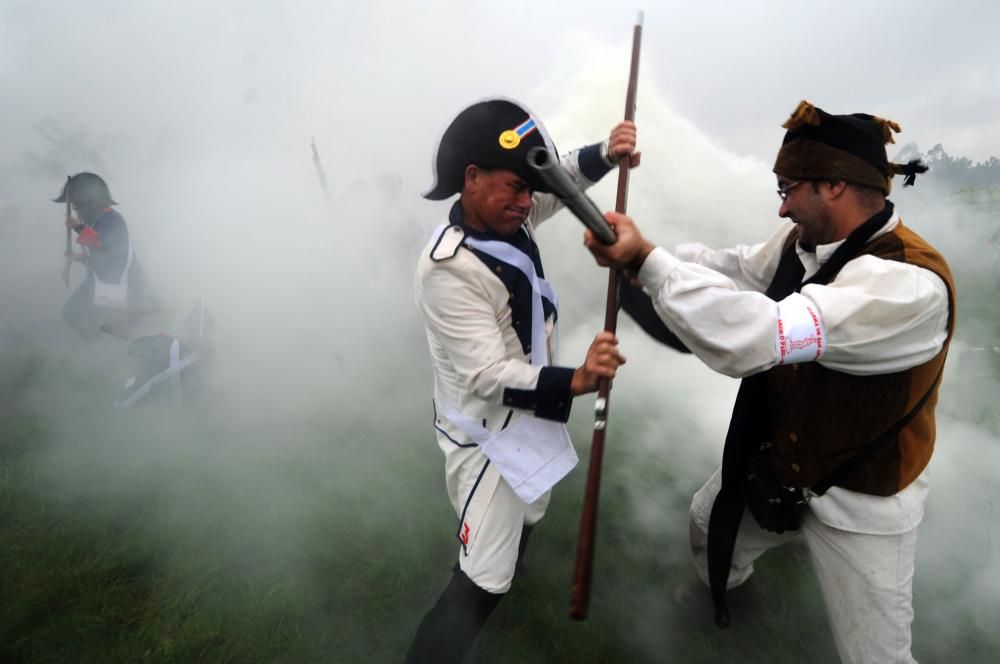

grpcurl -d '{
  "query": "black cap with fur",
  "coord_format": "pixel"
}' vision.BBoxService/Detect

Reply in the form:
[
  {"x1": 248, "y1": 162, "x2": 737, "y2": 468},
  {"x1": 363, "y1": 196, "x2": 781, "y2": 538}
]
[
  {"x1": 423, "y1": 97, "x2": 557, "y2": 200},
  {"x1": 773, "y1": 100, "x2": 928, "y2": 194}
]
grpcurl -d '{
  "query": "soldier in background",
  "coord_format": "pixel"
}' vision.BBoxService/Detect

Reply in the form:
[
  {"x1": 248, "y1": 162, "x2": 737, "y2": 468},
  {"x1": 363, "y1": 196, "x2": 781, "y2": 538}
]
[{"x1": 56, "y1": 172, "x2": 156, "y2": 338}]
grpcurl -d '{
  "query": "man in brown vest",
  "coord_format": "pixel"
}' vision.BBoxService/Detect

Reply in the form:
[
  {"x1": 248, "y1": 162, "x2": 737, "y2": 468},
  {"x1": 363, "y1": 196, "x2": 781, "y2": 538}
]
[{"x1": 584, "y1": 100, "x2": 954, "y2": 664}]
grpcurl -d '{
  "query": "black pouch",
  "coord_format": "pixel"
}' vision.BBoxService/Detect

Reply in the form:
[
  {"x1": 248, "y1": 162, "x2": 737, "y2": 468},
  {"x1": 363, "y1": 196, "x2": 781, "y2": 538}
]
[{"x1": 742, "y1": 442, "x2": 805, "y2": 534}]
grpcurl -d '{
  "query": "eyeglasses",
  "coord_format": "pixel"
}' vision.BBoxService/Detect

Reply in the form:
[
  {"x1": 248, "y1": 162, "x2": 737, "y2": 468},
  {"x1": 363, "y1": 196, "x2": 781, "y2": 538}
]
[{"x1": 776, "y1": 180, "x2": 804, "y2": 201}]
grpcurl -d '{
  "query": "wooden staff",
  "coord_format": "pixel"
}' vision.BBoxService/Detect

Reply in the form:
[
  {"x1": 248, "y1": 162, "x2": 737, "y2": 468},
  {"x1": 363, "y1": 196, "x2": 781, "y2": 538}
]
[
  {"x1": 569, "y1": 10, "x2": 643, "y2": 621},
  {"x1": 62, "y1": 175, "x2": 72, "y2": 287}
]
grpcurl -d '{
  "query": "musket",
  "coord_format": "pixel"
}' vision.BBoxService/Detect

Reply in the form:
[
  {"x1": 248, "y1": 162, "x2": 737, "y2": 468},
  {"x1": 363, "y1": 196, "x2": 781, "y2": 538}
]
[
  {"x1": 570, "y1": 11, "x2": 643, "y2": 620},
  {"x1": 526, "y1": 13, "x2": 643, "y2": 620},
  {"x1": 527, "y1": 147, "x2": 616, "y2": 244},
  {"x1": 61, "y1": 175, "x2": 72, "y2": 287}
]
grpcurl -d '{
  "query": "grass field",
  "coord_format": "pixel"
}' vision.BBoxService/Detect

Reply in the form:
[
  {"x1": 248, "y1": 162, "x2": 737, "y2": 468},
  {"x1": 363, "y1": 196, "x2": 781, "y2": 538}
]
[{"x1": 2, "y1": 307, "x2": 998, "y2": 664}]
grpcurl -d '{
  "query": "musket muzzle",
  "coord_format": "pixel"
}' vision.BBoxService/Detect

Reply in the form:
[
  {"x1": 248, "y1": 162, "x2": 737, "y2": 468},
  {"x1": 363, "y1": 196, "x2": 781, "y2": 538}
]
[{"x1": 527, "y1": 147, "x2": 617, "y2": 245}]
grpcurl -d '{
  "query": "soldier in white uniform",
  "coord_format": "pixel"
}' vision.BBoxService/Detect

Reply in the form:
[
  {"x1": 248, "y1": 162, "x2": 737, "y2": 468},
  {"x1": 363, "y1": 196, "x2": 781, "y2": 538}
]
[
  {"x1": 585, "y1": 101, "x2": 953, "y2": 664},
  {"x1": 407, "y1": 98, "x2": 638, "y2": 663}
]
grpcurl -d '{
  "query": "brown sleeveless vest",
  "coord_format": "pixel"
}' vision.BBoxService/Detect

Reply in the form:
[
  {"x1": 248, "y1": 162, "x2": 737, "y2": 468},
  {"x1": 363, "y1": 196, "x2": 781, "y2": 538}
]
[{"x1": 767, "y1": 221, "x2": 956, "y2": 495}]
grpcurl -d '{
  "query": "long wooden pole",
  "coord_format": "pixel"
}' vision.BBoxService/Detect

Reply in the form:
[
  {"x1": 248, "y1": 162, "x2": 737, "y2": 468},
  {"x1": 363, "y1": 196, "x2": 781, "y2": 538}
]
[
  {"x1": 62, "y1": 175, "x2": 72, "y2": 287},
  {"x1": 569, "y1": 11, "x2": 643, "y2": 621}
]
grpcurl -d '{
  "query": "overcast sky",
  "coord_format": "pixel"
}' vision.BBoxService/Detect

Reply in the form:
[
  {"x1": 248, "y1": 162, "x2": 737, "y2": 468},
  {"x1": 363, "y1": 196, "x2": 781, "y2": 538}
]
[{"x1": 2, "y1": 0, "x2": 998, "y2": 178}]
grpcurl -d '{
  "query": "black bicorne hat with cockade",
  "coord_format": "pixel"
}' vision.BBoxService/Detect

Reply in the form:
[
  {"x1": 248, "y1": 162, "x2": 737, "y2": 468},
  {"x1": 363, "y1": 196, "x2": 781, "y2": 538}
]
[
  {"x1": 773, "y1": 100, "x2": 928, "y2": 194},
  {"x1": 423, "y1": 97, "x2": 558, "y2": 200}
]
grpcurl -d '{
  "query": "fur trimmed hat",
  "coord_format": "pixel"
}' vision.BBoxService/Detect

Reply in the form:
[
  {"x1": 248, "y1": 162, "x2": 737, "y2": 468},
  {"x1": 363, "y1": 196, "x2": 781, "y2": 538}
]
[
  {"x1": 423, "y1": 97, "x2": 557, "y2": 200},
  {"x1": 52, "y1": 172, "x2": 118, "y2": 207},
  {"x1": 773, "y1": 100, "x2": 927, "y2": 194}
]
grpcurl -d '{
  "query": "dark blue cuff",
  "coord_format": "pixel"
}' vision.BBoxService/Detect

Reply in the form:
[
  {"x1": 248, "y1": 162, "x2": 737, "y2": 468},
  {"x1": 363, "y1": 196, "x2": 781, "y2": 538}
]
[
  {"x1": 501, "y1": 366, "x2": 575, "y2": 423},
  {"x1": 577, "y1": 143, "x2": 613, "y2": 183}
]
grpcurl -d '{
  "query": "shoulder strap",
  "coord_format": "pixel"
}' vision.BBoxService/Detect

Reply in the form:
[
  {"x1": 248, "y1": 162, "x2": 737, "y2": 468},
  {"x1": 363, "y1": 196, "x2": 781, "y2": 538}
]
[{"x1": 430, "y1": 223, "x2": 465, "y2": 262}]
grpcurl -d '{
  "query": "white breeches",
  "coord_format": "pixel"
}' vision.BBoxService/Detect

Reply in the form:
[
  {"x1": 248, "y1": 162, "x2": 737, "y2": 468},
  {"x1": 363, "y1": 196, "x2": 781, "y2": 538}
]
[
  {"x1": 689, "y1": 467, "x2": 918, "y2": 664},
  {"x1": 442, "y1": 443, "x2": 549, "y2": 594}
]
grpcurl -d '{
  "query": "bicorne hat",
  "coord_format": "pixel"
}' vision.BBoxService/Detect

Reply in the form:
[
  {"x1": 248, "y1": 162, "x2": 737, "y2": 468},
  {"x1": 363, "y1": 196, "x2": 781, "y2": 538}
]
[
  {"x1": 423, "y1": 97, "x2": 557, "y2": 200},
  {"x1": 52, "y1": 172, "x2": 118, "y2": 206}
]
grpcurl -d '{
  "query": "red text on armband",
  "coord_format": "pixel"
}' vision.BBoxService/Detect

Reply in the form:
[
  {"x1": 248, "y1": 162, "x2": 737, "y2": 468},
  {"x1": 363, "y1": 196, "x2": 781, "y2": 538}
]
[
  {"x1": 807, "y1": 306, "x2": 824, "y2": 359},
  {"x1": 777, "y1": 316, "x2": 787, "y2": 364}
]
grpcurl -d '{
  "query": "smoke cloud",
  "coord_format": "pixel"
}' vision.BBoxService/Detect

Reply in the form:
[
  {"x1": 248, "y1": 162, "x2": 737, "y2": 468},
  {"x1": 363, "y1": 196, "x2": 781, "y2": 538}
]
[{"x1": 2, "y1": 2, "x2": 998, "y2": 661}]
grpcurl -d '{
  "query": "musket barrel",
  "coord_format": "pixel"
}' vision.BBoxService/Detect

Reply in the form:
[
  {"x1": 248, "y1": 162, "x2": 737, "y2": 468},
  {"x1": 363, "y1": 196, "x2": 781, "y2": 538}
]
[{"x1": 527, "y1": 147, "x2": 616, "y2": 245}]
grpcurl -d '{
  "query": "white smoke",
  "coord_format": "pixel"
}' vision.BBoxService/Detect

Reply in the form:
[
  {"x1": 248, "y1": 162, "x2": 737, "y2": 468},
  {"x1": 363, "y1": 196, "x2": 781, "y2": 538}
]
[{"x1": 2, "y1": 3, "x2": 998, "y2": 661}]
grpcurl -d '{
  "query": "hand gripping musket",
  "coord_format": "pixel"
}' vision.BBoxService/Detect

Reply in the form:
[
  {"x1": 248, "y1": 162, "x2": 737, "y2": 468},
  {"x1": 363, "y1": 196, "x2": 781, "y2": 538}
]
[{"x1": 61, "y1": 175, "x2": 72, "y2": 287}]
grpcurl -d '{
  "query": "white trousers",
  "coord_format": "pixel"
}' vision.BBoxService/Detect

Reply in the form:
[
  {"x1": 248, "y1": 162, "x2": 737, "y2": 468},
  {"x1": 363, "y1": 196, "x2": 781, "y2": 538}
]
[
  {"x1": 443, "y1": 443, "x2": 549, "y2": 594},
  {"x1": 689, "y1": 467, "x2": 918, "y2": 664}
]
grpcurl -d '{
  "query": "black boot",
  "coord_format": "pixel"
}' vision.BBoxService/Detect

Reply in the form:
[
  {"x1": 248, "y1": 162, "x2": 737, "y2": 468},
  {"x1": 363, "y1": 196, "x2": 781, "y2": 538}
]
[
  {"x1": 405, "y1": 569, "x2": 503, "y2": 664},
  {"x1": 514, "y1": 524, "x2": 534, "y2": 575}
]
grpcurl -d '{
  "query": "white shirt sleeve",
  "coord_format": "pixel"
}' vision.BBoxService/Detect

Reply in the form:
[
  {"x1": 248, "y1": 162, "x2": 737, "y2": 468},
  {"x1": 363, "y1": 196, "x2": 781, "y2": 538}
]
[
  {"x1": 637, "y1": 233, "x2": 949, "y2": 378},
  {"x1": 673, "y1": 225, "x2": 786, "y2": 293},
  {"x1": 638, "y1": 247, "x2": 782, "y2": 377},
  {"x1": 800, "y1": 255, "x2": 950, "y2": 375}
]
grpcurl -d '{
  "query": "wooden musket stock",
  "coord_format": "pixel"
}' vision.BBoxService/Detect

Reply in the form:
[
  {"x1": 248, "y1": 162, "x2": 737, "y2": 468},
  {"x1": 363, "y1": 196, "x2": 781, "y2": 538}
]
[{"x1": 569, "y1": 10, "x2": 643, "y2": 621}]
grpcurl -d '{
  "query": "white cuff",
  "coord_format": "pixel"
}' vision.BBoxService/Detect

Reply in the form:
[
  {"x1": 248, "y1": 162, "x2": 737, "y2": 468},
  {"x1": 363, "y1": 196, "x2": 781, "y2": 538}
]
[
  {"x1": 637, "y1": 246, "x2": 681, "y2": 290},
  {"x1": 600, "y1": 141, "x2": 616, "y2": 167}
]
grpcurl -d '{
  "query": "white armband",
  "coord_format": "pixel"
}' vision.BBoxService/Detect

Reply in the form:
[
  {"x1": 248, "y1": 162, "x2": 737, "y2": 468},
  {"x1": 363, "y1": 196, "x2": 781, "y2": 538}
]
[{"x1": 775, "y1": 293, "x2": 826, "y2": 365}]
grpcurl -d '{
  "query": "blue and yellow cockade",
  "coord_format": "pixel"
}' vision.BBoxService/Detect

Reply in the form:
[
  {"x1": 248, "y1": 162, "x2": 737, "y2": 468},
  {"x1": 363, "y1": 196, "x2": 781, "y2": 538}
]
[{"x1": 498, "y1": 118, "x2": 538, "y2": 150}]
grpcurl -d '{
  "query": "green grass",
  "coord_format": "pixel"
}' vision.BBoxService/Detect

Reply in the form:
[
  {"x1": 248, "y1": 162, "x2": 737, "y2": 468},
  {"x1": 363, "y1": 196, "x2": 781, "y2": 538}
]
[
  {"x1": 2, "y1": 274, "x2": 999, "y2": 663},
  {"x1": 0, "y1": 354, "x2": 837, "y2": 664}
]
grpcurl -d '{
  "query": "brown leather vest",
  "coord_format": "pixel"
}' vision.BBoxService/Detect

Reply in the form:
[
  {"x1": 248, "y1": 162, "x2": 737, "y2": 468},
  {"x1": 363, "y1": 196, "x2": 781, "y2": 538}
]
[{"x1": 768, "y1": 221, "x2": 956, "y2": 495}]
